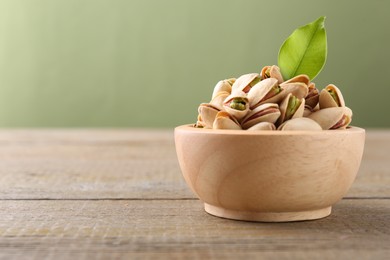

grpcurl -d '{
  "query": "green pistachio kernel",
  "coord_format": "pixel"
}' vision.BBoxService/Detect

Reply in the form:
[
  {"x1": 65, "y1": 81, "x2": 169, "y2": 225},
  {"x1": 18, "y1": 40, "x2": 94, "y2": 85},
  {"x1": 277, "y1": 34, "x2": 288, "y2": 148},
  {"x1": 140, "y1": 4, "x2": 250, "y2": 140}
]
[
  {"x1": 262, "y1": 85, "x2": 282, "y2": 101},
  {"x1": 249, "y1": 77, "x2": 261, "y2": 87},
  {"x1": 265, "y1": 68, "x2": 271, "y2": 78},
  {"x1": 273, "y1": 85, "x2": 282, "y2": 95},
  {"x1": 285, "y1": 96, "x2": 301, "y2": 120},
  {"x1": 328, "y1": 89, "x2": 340, "y2": 106},
  {"x1": 230, "y1": 98, "x2": 247, "y2": 111}
]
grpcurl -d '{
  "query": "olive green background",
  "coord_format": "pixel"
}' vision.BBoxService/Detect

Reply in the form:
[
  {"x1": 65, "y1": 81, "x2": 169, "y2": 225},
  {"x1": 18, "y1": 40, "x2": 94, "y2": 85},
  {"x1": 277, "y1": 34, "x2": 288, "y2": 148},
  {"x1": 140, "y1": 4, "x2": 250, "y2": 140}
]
[{"x1": 0, "y1": 0, "x2": 388, "y2": 127}]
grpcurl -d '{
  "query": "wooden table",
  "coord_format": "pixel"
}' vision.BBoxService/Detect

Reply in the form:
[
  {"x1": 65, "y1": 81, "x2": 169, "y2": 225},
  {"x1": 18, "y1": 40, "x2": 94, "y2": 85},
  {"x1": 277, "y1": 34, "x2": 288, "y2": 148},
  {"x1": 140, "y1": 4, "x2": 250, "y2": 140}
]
[{"x1": 0, "y1": 129, "x2": 389, "y2": 259}]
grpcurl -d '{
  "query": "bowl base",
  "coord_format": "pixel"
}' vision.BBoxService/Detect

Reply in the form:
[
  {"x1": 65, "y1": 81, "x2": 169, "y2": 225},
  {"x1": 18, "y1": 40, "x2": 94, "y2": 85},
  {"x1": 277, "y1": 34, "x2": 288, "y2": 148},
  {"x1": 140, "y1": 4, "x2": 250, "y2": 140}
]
[{"x1": 204, "y1": 203, "x2": 332, "y2": 222}]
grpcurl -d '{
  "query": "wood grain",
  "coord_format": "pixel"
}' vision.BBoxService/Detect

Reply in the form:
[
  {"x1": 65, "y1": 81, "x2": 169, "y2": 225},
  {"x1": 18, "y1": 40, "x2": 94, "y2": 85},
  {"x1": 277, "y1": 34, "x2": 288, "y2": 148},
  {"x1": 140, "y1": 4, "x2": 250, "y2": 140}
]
[
  {"x1": 0, "y1": 129, "x2": 389, "y2": 259},
  {"x1": 0, "y1": 129, "x2": 388, "y2": 200},
  {"x1": 175, "y1": 125, "x2": 365, "y2": 221},
  {"x1": 0, "y1": 129, "x2": 192, "y2": 199},
  {"x1": 0, "y1": 199, "x2": 389, "y2": 259}
]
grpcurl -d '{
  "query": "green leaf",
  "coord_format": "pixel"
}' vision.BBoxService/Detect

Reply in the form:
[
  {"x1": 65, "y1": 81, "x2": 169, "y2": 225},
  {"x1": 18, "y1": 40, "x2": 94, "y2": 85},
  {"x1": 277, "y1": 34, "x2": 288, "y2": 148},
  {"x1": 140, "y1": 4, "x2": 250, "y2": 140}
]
[{"x1": 278, "y1": 16, "x2": 327, "y2": 81}]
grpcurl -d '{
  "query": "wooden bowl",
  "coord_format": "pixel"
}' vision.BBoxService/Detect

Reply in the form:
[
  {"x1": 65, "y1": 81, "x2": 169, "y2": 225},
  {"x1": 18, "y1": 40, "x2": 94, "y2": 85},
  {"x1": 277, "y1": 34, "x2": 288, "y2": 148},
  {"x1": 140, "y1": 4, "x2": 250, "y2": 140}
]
[{"x1": 174, "y1": 125, "x2": 365, "y2": 222}]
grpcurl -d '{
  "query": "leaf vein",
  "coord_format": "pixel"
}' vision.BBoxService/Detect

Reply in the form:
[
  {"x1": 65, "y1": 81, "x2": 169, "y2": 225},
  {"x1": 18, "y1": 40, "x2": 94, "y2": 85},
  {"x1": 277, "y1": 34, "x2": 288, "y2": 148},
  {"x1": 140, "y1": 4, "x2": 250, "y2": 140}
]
[{"x1": 290, "y1": 25, "x2": 321, "y2": 78}]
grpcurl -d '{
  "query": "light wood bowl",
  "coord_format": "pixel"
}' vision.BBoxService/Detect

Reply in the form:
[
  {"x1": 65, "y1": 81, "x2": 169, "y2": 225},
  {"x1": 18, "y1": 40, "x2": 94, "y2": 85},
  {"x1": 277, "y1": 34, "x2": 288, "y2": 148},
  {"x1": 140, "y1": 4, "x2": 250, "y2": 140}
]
[{"x1": 174, "y1": 125, "x2": 365, "y2": 222}]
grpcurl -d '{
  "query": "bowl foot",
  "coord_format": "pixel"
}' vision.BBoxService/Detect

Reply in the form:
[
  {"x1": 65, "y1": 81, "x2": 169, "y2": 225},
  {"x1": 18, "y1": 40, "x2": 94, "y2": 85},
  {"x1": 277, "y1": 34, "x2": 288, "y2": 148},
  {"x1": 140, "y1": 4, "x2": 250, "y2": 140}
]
[{"x1": 204, "y1": 203, "x2": 332, "y2": 222}]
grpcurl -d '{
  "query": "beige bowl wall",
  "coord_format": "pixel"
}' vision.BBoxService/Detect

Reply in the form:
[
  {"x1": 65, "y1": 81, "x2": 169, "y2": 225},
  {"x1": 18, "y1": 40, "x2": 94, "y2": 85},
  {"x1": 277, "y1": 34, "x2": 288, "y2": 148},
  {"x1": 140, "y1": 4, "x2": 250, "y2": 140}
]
[{"x1": 174, "y1": 125, "x2": 365, "y2": 222}]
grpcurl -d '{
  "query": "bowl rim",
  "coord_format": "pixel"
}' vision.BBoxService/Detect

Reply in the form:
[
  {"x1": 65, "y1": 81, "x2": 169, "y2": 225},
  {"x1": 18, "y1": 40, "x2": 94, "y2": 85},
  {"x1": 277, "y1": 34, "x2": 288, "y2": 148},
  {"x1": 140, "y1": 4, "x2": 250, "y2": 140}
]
[{"x1": 175, "y1": 124, "x2": 365, "y2": 136}]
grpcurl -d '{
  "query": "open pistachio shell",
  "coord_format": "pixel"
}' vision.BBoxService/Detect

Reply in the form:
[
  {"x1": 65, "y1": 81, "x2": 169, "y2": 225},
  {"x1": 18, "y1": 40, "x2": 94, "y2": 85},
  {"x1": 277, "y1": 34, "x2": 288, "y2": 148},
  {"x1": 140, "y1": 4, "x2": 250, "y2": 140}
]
[
  {"x1": 319, "y1": 84, "x2": 345, "y2": 109},
  {"x1": 247, "y1": 122, "x2": 276, "y2": 131},
  {"x1": 277, "y1": 117, "x2": 322, "y2": 131},
  {"x1": 212, "y1": 80, "x2": 232, "y2": 99},
  {"x1": 241, "y1": 103, "x2": 281, "y2": 129},
  {"x1": 213, "y1": 111, "x2": 242, "y2": 130},
  {"x1": 344, "y1": 106, "x2": 353, "y2": 118},
  {"x1": 277, "y1": 94, "x2": 305, "y2": 126},
  {"x1": 308, "y1": 107, "x2": 352, "y2": 130},
  {"x1": 198, "y1": 103, "x2": 220, "y2": 129},
  {"x1": 260, "y1": 65, "x2": 284, "y2": 84},
  {"x1": 231, "y1": 73, "x2": 260, "y2": 93},
  {"x1": 282, "y1": 74, "x2": 310, "y2": 86},
  {"x1": 305, "y1": 82, "x2": 320, "y2": 109},
  {"x1": 280, "y1": 82, "x2": 308, "y2": 99},
  {"x1": 210, "y1": 91, "x2": 230, "y2": 110},
  {"x1": 226, "y1": 78, "x2": 236, "y2": 86},
  {"x1": 247, "y1": 78, "x2": 286, "y2": 109},
  {"x1": 223, "y1": 91, "x2": 250, "y2": 120},
  {"x1": 329, "y1": 107, "x2": 352, "y2": 130},
  {"x1": 194, "y1": 114, "x2": 206, "y2": 128}
]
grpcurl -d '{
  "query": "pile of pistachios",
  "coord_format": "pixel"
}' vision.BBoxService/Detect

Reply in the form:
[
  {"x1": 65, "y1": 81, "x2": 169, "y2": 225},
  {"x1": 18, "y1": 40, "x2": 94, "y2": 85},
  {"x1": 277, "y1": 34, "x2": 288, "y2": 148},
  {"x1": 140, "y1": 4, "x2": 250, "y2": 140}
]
[{"x1": 195, "y1": 65, "x2": 352, "y2": 130}]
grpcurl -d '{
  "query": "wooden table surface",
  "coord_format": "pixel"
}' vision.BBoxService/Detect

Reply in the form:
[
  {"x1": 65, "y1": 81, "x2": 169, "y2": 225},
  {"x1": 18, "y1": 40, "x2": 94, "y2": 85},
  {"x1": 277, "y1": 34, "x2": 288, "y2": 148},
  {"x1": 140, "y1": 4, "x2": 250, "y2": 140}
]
[{"x1": 0, "y1": 129, "x2": 389, "y2": 259}]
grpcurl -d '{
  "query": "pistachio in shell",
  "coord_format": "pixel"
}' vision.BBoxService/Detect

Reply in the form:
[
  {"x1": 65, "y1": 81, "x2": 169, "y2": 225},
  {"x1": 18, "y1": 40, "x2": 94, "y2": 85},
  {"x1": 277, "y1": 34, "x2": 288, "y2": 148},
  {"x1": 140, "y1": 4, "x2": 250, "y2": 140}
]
[
  {"x1": 241, "y1": 103, "x2": 281, "y2": 129},
  {"x1": 260, "y1": 65, "x2": 284, "y2": 84},
  {"x1": 276, "y1": 93, "x2": 305, "y2": 126},
  {"x1": 277, "y1": 117, "x2": 322, "y2": 131},
  {"x1": 305, "y1": 82, "x2": 320, "y2": 109},
  {"x1": 194, "y1": 114, "x2": 206, "y2": 128},
  {"x1": 247, "y1": 78, "x2": 285, "y2": 109},
  {"x1": 319, "y1": 84, "x2": 345, "y2": 109},
  {"x1": 308, "y1": 107, "x2": 352, "y2": 130},
  {"x1": 280, "y1": 82, "x2": 308, "y2": 100},
  {"x1": 331, "y1": 107, "x2": 352, "y2": 129},
  {"x1": 212, "y1": 80, "x2": 233, "y2": 99},
  {"x1": 247, "y1": 122, "x2": 276, "y2": 131},
  {"x1": 198, "y1": 103, "x2": 220, "y2": 129},
  {"x1": 231, "y1": 73, "x2": 260, "y2": 94},
  {"x1": 210, "y1": 91, "x2": 230, "y2": 110},
  {"x1": 282, "y1": 74, "x2": 310, "y2": 86},
  {"x1": 213, "y1": 111, "x2": 242, "y2": 130},
  {"x1": 226, "y1": 78, "x2": 236, "y2": 86},
  {"x1": 223, "y1": 91, "x2": 250, "y2": 120}
]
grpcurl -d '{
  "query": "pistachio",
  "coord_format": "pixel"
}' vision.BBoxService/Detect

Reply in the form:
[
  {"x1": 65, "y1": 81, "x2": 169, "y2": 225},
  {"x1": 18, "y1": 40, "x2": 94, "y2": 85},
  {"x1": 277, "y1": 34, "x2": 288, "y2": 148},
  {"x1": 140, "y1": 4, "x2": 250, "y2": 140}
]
[
  {"x1": 223, "y1": 92, "x2": 250, "y2": 120},
  {"x1": 195, "y1": 114, "x2": 205, "y2": 128},
  {"x1": 305, "y1": 82, "x2": 320, "y2": 109},
  {"x1": 286, "y1": 95, "x2": 301, "y2": 120},
  {"x1": 213, "y1": 111, "x2": 242, "y2": 130},
  {"x1": 247, "y1": 122, "x2": 276, "y2": 131},
  {"x1": 282, "y1": 74, "x2": 310, "y2": 86},
  {"x1": 210, "y1": 91, "x2": 230, "y2": 110},
  {"x1": 308, "y1": 107, "x2": 352, "y2": 130},
  {"x1": 263, "y1": 85, "x2": 282, "y2": 100},
  {"x1": 230, "y1": 97, "x2": 247, "y2": 111},
  {"x1": 249, "y1": 77, "x2": 261, "y2": 87},
  {"x1": 264, "y1": 67, "x2": 271, "y2": 78},
  {"x1": 328, "y1": 89, "x2": 340, "y2": 106},
  {"x1": 280, "y1": 82, "x2": 308, "y2": 99},
  {"x1": 212, "y1": 80, "x2": 232, "y2": 99},
  {"x1": 248, "y1": 78, "x2": 287, "y2": 109},
  {"x1": 194, "y1": 67, "x2": 353, "y2": 131},
  {"x1": 231, "y1": 73, "x2": 260, "y2": 94},
  {"x1": 260, "y1": 65, "x2": 284, "y2": 84},
  {"x1": 194, "y1": 122, "x2": 204, "y2": 128},
  {"x1": 277, "y1": 93, "x2": 305, "y2": 126},
  {"x1": 241, "y1": 103, "x2": 281, "y2": 129},
  {"x1": 226, "y1": 78, "x2": 236, "y2": 86},
  {"x1": 319, "y1": 84, "x2": 345, "y2": 109},
  {"x1": 198, "y1": 103, "x2": 220, "y2": 129},
  {"x1": 277, "y1": 118, "x2": 322, "y2": 131}
]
